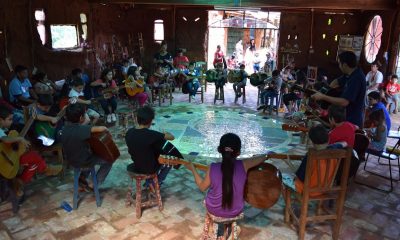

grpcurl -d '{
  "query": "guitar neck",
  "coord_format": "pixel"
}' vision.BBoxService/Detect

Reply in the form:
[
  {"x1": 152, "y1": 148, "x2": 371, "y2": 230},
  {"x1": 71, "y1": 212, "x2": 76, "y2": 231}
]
[
  {"x1": 158, "y1": 155, "x2": 209, "y2": 171},
  {"x1": 19, "y1": 114, "x2": 36, "y2": 138}
]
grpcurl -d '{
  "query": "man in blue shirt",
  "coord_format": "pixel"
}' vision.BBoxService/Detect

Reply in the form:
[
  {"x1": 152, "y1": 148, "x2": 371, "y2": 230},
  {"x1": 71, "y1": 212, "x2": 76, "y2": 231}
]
[
  {"x1": 312, "y1": 51, "x2": 366, "y2": 128},
  {"x1": 9, "y1": 65, "x2": 37, "y2": 106}
]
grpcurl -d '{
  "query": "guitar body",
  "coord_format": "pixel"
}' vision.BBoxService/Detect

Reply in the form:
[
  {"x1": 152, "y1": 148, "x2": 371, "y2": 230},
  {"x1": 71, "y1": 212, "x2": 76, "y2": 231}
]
[
  {"x1": 88, "y1": 131, "x2": 120, "y2": 163},
  {"x1": 244, "y1": 163, "x2": 282, "y2": 209},
  {"x1": 125, "y1": 78, "x2": 144, "y2": 96},
  {"x1": 0, "y1": 131, "x2": 24, "y2": 179},
  {"x1": 59, "y1": 96, "x2": 86, "y2": 109},
  {"x1": 34, "y1": 121, "x2": 57, "y2": 140}
]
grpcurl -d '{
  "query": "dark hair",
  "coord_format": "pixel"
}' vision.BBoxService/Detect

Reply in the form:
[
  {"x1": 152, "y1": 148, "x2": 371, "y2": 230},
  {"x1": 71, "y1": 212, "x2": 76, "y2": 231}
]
[
  {"x1": 66, "y1": 103, "x2": 86, "y2": 123},
  {"x1": 32, "y1": 72, "x2": 46, "y2": 82},
  {"x1": 308, "y1": 125, "x2": 329, "y2": 145},
  {"x1": 72, "y1": 77, "x2": 84, "y2": 87},
  {"x1": 14, "y1": 65, "x2": 28, "y2": 74},
  {"x1": 37, "y1": 94, "x2": 54, "y2": 106},
  {"x1": 392, "y1": 74, "x2": 398, "y2": 79},
  {"x1": 71, "y1": 68, "x2": 82, "y2": 77},
  {"x1": 338, "y1": 51, "x2": 357, "y2": 68},
  {"x1": 217, "y1": 133, "x2": 241, "y2": 209},
  {"x1": 127, "y1": 66, "x2": 138, "y2": 76},
  {"x1": 177, "y1": 48, "x2": 184, "y2": 53},
  {"x1": 369, "y1": 109, "x2": 385, "y2": 126},
  {"x1": 272, "y1": 70, "x2": 280, "y2": 77},
  {"x1": 328, "y1": 105, "x2": 346, "y2": 123},
  {"x1": 122, "y1": 59, "x2": 129, "y2": 64},
  {"x1": 136, "y1": 106, "x2": 155, "y2": 125},
  {"x1": 0, "y1": 105, "x2": 12, "y2": 119},
  {"x1": 160, "y1": 40, "x2": 167, "y2": 46},
  {"x1": 189, "y1": 62, "x2": 195, "y2": 67},
  {"x1": 101, "y1": 68, "x2": 112, "y2": 80},
  {"x1": 239, "y1": 64, "x2": 245, "y2": 69},
  {"x1": 368, "y1": 91, "x2": 381, "y2": 101}
]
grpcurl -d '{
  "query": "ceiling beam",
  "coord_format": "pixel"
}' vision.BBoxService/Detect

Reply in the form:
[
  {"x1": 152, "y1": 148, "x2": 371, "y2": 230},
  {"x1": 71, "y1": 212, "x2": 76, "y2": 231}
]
[{"x1": 88, "y1": 0, "x2": 397, "y2": 10}]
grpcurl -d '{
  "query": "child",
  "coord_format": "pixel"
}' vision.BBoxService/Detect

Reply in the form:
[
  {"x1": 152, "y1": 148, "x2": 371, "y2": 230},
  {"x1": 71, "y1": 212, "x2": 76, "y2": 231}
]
[
  {"x1": 60, "y1": 103, "x2": 113, "y2": 190},
  {"x1": 91, "y1": 68, "x2": 118, "y2": 123},
  {"x1": 125, "y1": 106, "x2": 175, "y2": 189},
  {"x1": 233, "y1": 64, "x2": 248, "y2": 101},
  {"x1": 257, "y1": 70, "x2": 282, "y2": 113},
  {"x1": 366, "y1": 109, "x2": 387, "y2": 152},
  {"x1": 181, "y1": 62, "x2": 200, "y2": 100},
  {"x1": 68, "y1": 78, "x2": 100, "y2": 125},
  {"x1": 367, "y1": 91, "x2": 391, "y2": 133},
  {"x1": 328, "y1": 104, "x2": 357, "y2": 147},
  {"x1": 282, "y1": 125, "x2": 347, "y2": 193},
  {"x1": 126, "y1": 66, "x2": 149, "y2": 107},
  {"x1": 0, "y1": 105, "x2": 62, "y2": 196},
  {"x1": 214, "y1": 63, "x2": 227, "y2": 99},
  {"x1": 186, "y1": 133, "x2": 267, "y2": 238},
  {"x1": 385, "y1": 74, "x2": 400, "y2": 114}
]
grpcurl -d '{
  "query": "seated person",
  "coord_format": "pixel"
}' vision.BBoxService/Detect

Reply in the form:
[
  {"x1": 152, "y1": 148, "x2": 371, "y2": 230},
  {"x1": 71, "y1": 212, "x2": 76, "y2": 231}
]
[
  {"x1": 367, "y1": 91, "x2": 391, "y2": 133},
  {"x1": 60, "y1": 103, "x2": 113, "y2": 190},
  {"x1": 68, "y1": 78, "x2": 100, "y2": 125},
  {"x1": 186, "y1": 133, "x2": 266, "y2": 237},
  {"x1": 125, "y1": 106, "x2": 175, "y2": 190},
  {"x1": 91, "y1": 68, "x2": 118, "y2": 123},
  {"x1": 328, "y1": 105, "x2": 357, "y2": 148},
  {"x1": 214, "y1": 63, "x2": 227, "y2": 99},
  {"x1": 385, "y1": 74, "x2": 400, "y2": 114},
  {"x1": 0, "y1": 105, "x2": 62, "y2": 197},
  {"x1": 29, "y1": 94, "x2": 64, "y2": 145},
  {"x1": 366, "y1": 109, "x2": 387, "y2": 152},
  {"x1": 121, "y1": 59, "x2": 130, "y2": 78},
  {"x1": 257, "y1": 70, "x2": 282, "y2": 112},
  {"x1": 9, "y1": 65, "x2": 38, "y2": 107},
  {"x1": 282, "y1": 125, "x2": 347, "y2": 193},
  {"x1": 233, "y1": 64, "x2": 248, "y2": 100},
  {"x1": 125, "y1": 66, "x2": 148, "y2": 107},
  {"x1": 173, "y1": 49, "x2": 189, "y2": 70},
  {"x1": 0, "y1": 87, "x2": 24, "y2": 125},
  {"x1": 181, "y1": 62, "x2": 200, "y2": 101},
  {"x1": 149, "y1": 64, "x2": 171, "y2": 98},
  {"x1": 32, "y1": 72, "x2": 56, "y2": 96}
]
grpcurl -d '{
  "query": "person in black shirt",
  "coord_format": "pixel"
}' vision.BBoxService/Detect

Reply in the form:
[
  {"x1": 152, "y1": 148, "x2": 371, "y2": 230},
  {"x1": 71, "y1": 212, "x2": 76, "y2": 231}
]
[
  {"x1": 60, "y1": 103, "x2": 113, "y2": 191},
  {"x1": 125, "y1": 106, "x2": 175, "y2": 189}
]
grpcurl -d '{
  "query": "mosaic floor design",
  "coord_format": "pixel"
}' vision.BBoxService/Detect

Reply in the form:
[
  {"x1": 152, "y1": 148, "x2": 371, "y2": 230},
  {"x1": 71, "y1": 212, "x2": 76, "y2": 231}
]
[{"x1": 152, "y1": 103, "x2": 298, "y2": 158}]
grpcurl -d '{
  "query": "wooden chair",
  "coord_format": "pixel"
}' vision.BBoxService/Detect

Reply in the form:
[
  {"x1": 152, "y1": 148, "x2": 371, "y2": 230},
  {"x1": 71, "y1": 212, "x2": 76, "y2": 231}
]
[
  {"x1": 188, "y1": 81, "x2": 204, "y2": 103},
  {"x1": 126, "y1": 171, "x2": 163, "y2": 219},
  {"x1": 283, "y1": 148, "x2": 352, "y2": 240},
  {"x1": 214, "y1": 86, "x2": 225, "y2": 104},
  {"x1": 234, "y1": 86, "x2": 246, "y2": 104}
]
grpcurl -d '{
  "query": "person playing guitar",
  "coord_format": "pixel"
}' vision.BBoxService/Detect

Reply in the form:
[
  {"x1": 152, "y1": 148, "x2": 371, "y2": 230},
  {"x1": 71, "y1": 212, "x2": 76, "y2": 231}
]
[
  {"x1": 67, "y1": 78, "x2": 100, "y2": 125},
  {"x1": 180, "y1": 62, "x2": 200, "y2": 101},
  {"x1": 0, "y1": 105, "x2": 62, "y2": 199},
  {"x1": 126, "y1": 66, "x2": 148, "y2": 107},
  {"x1": 91, "y1": 68, "x2": 118, "y2": 123}
]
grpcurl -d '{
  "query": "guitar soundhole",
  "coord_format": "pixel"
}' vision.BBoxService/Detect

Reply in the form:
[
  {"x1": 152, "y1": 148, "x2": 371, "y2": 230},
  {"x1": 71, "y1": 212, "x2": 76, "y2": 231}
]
[{"x1": 11, "y1": 143, "x2": 19, "y2": 151}]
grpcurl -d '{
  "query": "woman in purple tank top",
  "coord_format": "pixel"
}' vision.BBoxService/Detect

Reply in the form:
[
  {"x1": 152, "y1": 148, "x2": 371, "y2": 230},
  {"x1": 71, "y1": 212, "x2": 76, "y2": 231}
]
[{"x1": 186, "y1": 133, "x2": 267, "y2": 237}]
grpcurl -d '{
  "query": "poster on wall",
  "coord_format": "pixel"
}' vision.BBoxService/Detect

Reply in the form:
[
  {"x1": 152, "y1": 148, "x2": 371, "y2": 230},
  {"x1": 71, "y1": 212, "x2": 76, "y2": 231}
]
[{"x1": 337, "y1": 35, "x2": 364, "y2": 62}]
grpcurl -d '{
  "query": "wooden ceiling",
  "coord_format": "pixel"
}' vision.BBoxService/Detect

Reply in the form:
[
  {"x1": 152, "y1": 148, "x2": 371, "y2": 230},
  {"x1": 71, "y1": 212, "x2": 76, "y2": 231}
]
[{"x1": 88, "y1": 0, "x2": 398, "y2": 10}]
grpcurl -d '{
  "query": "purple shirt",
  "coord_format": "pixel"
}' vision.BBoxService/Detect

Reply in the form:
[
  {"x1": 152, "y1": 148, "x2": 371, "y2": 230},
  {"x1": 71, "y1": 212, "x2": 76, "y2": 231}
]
[{"x1": 205, "y1": 160, "x2": 247, "y2": 218}]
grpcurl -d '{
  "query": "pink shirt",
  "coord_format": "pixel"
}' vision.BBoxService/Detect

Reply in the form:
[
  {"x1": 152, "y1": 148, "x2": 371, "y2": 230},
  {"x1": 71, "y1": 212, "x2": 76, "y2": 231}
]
[{"x1": 174, "y1": 55, "x2": 189, "y2": 69}]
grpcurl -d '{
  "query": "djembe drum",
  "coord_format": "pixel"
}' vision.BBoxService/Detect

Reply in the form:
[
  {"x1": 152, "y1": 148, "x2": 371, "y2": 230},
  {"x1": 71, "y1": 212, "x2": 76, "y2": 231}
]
[
  {"x1": 227, "y1": 70, "x2": 241, "y2": 83},
  {"x1": 206, "y1": 69, "x2": 217, "y2": 83}
]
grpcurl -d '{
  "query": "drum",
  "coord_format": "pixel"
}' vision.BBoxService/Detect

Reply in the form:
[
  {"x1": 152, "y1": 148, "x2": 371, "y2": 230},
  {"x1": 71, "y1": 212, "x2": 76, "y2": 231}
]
[
  {"x1": 249, "y1": 73, "x2": 268, "y2": 87},
  {"x1": 244, "y1": 163, "x2": 282, "y2": 209},
  {"x1": 206, "y1": 69, "x2": 217, "y2": 83},
  {"x1": 227, "y1": 70, "x2": 241, "y2": 83}
]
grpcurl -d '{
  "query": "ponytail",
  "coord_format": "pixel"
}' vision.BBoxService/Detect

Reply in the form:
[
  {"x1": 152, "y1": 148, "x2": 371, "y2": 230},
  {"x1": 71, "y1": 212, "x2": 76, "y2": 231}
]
[{"x1": 221, "y1": 150, "x2": 236, "y2": 209}]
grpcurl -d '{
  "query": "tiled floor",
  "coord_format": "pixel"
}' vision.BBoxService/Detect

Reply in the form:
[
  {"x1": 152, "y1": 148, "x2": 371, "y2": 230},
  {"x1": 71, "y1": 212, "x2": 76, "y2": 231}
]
[{"x1": 1, "y1": 83, "x2": 399, "y2": 240}]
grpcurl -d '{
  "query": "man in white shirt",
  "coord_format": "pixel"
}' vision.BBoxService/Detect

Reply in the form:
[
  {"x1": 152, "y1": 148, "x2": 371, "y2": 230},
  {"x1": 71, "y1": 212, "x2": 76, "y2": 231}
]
[{"x1": 366, "y1": 63, "x2": 383, "y2": 93}]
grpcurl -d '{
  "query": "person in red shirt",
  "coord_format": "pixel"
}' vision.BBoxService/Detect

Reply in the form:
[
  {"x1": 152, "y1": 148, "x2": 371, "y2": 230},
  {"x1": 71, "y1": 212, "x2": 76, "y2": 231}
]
[
  {"x1": 385, "y1": 74, "x2": 400, "y2": 114},
  {"x1": 328, "y1": 104, "x2": 357, "y2": 148},
  {"x1": 173, "y1": 49, "x2": 189, "y2": 70},
  {"x1": 213, "y1": 45, "x2": 225, "y2": 68}
]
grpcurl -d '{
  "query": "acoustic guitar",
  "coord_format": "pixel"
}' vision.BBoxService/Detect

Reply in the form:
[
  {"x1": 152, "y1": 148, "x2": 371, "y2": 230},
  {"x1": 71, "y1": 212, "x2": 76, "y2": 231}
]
[
  {"x1": 125, "y1": 76, "x2": 144, "y2": 97},
  {"x1": 0, "y1": 109, "x2": 37, "y2": 179},
  {"x1": 282, "y1": 123, "x2": 309, "y2": 133},
  {"x1": 159, "y1": 153, "x2": 303, "y2": 209},
  {"x1": 34, "y1": 106, "x2": 67, "y2": 146},
  {"x1": 88, "y1": 131, "x2": 120, "y2": 163}
]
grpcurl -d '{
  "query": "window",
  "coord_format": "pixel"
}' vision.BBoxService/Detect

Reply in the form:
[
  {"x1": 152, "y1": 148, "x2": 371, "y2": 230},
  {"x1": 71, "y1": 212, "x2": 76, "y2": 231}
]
[
  {"x1": 35, "y1": 9, "x2": 46, "y2": 45},
  {"x1": 80, "y1": 13, "x2": 88, "y2": 40},
  {"x1": 154, "y1": 19, "x2": 164, "y2": 43},
  {"x1": 50, "y1": 25, "x2": 78, "y2": 49},
  {"x1": 364, "y1": 15, "x2": 383, "y2": 63}
]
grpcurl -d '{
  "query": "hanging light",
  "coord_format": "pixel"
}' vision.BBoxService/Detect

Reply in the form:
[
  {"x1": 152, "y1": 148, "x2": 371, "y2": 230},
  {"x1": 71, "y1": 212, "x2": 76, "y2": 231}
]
[
  {"x1": 182, "y1": 16, "x2": 187, "y2": 21},
  {"x1": 194, "y1": 17, "x2": 200, "y2": 22}
]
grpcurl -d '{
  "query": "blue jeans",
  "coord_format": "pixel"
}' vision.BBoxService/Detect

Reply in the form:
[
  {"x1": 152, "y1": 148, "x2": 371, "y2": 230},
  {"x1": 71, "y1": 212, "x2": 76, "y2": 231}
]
[
  {"x1": 187, "y1": 81, "x2": 200, "y2": 96},
  {"x1": 99, "y1": 96, "x2": 117, "y2": 115},
  {"x1": 81, "y1": 156, "x2": 113, "y2": 185},
  {"x1": 261, "y1": 90, "x2": 278, "y2": 105},
  {"x1": 145, "y1": 165, "x2": 172, "y2": 187}
]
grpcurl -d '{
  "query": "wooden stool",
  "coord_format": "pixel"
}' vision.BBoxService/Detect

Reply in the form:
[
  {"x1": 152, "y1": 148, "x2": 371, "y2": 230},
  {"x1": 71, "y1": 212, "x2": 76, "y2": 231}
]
[
  {"x1": 189, "y1": 83, "x2": 204, "y2": 103},
  {"x1": 202, "y1": 211, "x2": 243, "y2": 240},
  {"x1": 73, "y1": 167, "x2": 101, "y2": 209},
  {"x1": 126, "y1": 171, "x2": 163, "y2": 218},
  {"x1": 214, "y1": 86, "x2": 225, "y2": 104},
  {"x1": 234, "y1": 86, "x2": 246, "y2": 104}
]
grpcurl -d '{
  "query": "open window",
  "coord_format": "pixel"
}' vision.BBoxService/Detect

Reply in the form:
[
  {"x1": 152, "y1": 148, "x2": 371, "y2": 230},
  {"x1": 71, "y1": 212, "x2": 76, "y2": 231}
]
[
  {"x1": 154, "y1": 19, "x2": 164, "y2": 43},
  {"x1": 50, "y1": 25, "x2": 79, "y2": 49},
  {"x1": 34, "y1": 9, "x2": 46, "y2": 45}
]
